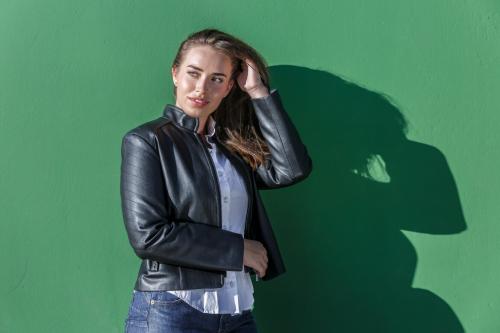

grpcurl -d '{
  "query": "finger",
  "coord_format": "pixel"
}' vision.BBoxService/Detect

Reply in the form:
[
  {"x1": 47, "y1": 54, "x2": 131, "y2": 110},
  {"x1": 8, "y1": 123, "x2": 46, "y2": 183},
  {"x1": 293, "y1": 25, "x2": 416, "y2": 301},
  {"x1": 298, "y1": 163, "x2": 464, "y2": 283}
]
[
  {"x1": 256, "y1": 262, "x2": 265, "y2": 278},
  {"x1": 261, "y1": 249, "x2": 268, "y2": 260},
  {"x1": 259, "y1": 258, "x2": 267, "y2": 272},
  {"x1": 251, "y1": 258, "x2": 262, "y2": 273},
  {"x1": 259, "y1": 252, "x2": 267, "y2": 263},
  {"x1": 244, "y1": 59, "x2": 258, "y2": 72}
]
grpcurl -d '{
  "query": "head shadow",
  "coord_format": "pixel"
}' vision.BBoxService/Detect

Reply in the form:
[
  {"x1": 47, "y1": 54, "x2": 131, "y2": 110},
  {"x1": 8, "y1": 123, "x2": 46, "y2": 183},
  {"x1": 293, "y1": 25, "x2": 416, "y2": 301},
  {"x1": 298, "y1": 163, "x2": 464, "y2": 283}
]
[{"x1": 254, "y1": 65, "x2": 467, "y2": 333}]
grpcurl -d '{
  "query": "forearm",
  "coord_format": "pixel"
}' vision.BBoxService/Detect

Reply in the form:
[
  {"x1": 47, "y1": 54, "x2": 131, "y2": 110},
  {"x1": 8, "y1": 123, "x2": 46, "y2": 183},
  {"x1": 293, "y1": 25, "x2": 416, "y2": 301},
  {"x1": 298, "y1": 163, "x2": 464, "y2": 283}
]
[
  {"x1": 123, "y1": 218, "x2": 245, "y2": 272},
  {"x1": 121, "y1": 133, "x2": 244, "y2": 272},
  {"x1": 251, "y1": 88, "x2": 313, "y2": 188}
]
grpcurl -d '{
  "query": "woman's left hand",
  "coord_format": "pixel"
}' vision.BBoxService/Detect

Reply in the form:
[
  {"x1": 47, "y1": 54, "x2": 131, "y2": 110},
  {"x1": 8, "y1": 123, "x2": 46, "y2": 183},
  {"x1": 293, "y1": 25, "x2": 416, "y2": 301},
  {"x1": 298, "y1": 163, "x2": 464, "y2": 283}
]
[{"x1": 236, "y1": 58, "x2": 269, "y2": 99}]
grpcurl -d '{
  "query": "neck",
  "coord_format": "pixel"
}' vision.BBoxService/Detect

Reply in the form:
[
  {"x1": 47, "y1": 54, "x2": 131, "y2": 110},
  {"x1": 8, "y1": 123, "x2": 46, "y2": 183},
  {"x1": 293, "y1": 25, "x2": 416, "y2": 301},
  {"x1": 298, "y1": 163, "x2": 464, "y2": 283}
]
[{"x1": 197, "y1": 115, "x2": 208, "y2": 135}]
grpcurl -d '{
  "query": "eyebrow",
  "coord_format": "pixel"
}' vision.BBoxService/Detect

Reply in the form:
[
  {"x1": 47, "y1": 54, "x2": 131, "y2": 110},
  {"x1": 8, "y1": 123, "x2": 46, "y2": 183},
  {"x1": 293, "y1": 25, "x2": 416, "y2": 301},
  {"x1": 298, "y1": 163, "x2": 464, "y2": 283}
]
[{"x1": 186, "y1": 65, "x2": 227, "y2": 77}]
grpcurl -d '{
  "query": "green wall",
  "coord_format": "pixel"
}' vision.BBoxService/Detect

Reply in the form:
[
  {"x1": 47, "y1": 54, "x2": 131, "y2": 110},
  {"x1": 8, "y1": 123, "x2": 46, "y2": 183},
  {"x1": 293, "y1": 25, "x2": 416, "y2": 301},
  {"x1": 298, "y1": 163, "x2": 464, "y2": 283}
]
[{"x1": 1, "y1": 1, "x2": 498, "y2": 332}]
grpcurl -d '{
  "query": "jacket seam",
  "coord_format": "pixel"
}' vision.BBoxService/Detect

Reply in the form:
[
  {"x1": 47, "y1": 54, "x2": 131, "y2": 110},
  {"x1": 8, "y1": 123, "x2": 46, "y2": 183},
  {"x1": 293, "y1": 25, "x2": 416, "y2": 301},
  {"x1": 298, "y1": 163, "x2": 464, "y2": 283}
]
[{"x1": 259, "y1": 96, "x2": 297, "y2": 179}]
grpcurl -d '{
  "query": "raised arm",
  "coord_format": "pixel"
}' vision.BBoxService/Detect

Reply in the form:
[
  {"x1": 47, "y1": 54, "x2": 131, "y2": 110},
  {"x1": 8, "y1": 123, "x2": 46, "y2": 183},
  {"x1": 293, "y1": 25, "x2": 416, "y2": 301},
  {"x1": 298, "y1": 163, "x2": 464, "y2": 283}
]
[
  {"x1": 251, "y1": 88, "x2": 313, "y2": 189},
  {"x1": 120, "y1": 132, "x2": 244, "y2": 271}
]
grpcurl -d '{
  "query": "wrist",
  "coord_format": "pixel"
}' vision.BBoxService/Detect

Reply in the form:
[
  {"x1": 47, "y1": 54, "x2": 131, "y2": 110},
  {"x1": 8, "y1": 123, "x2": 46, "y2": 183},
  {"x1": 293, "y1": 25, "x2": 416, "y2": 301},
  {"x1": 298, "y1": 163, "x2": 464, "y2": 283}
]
[{"x1": 247, "y1": 85, "x2": 269, "y2": 99}]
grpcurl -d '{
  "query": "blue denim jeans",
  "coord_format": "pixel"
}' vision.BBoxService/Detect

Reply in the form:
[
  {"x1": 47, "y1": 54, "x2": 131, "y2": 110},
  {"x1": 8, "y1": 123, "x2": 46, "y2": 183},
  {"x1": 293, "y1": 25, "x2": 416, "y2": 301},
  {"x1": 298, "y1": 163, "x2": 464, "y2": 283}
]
[{"x1": 125, "y1": 290, "x2": 259, "y2": 333}]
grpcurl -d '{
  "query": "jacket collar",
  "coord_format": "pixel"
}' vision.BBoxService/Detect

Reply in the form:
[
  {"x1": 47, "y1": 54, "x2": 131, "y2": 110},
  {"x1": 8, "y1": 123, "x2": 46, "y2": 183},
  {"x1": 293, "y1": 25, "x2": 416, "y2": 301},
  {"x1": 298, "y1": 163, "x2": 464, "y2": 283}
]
[
  {"x1": 162, "y1": 104, "x2": 200, "y2": 132},
  {"x1": 205, "y1": 114, "x2": 216, "y2": 137}
]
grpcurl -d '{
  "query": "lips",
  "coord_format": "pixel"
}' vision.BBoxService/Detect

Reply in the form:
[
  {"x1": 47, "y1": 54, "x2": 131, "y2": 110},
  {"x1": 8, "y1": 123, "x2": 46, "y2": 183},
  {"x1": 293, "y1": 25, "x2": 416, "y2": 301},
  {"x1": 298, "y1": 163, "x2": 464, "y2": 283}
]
[{"x1": 188, "y1": 97, "x2": 209, "y2": 107}]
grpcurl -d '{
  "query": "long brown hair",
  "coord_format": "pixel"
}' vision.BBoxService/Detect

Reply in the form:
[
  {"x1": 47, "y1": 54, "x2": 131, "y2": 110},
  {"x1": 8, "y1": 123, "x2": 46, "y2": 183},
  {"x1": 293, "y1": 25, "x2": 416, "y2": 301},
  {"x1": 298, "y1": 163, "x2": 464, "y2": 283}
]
[{"x1": 171, "y1": 28, "x2": 270, "y2": 170}]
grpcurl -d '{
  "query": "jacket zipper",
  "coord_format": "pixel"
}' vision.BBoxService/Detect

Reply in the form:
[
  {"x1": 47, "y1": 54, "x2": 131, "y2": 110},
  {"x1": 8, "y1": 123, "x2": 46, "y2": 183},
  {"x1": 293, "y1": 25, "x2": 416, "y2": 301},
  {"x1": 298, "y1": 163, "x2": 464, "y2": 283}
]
[
  {"x1": 195, "y1": 133, "x2": 226, "y2": 285},
  {"x1": 195, "y1": 133, "x2": 222, "y2": 229},
  {"x1": 233, "y1": 153, "x2": 256, "y2": 277}
]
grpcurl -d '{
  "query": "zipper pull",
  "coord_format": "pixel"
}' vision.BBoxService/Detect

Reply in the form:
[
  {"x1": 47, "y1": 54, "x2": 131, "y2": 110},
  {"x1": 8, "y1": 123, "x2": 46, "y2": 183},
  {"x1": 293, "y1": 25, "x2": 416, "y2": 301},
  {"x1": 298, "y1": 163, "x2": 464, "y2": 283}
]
[{"x1": 151, "y1": 261, "x2": 159, "y2": 271}]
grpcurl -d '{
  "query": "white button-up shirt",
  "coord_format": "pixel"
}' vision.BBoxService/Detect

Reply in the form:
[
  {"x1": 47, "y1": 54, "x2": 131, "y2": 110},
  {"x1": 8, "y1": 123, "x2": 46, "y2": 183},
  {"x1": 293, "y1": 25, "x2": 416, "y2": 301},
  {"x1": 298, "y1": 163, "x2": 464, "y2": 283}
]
[{"x1": 167, "y1": 114, "x2": 254, "y2": 316}]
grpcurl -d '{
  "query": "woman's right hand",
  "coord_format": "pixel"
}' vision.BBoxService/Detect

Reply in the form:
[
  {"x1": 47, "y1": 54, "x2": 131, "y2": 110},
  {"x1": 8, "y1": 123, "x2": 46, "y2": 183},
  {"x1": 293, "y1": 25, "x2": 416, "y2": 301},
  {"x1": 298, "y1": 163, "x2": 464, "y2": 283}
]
[{"x1": 243, "y1": 239, "x2": 268, "y2": 278}]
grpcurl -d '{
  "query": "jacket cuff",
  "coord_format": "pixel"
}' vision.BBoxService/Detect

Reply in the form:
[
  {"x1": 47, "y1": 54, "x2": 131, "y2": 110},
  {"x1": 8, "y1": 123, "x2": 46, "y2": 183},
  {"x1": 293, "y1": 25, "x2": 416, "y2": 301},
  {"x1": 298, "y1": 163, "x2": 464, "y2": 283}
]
[
  {"x1": 234, "y1": 233, "x2": 245, "y2": 271},
  {"x1": 250, "y1": 88, "x2": 278, "y2": 102},
  {"x1": 224, "y1": 232, "x2": 245, "y2": 271}
]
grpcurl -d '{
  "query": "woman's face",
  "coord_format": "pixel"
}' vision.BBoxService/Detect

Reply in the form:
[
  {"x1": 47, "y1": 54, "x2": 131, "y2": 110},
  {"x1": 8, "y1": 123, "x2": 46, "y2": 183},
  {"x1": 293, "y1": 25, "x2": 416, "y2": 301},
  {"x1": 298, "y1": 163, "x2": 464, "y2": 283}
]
[{"x1": 171, "y1": 45, "x2": 235, "y2": 124}]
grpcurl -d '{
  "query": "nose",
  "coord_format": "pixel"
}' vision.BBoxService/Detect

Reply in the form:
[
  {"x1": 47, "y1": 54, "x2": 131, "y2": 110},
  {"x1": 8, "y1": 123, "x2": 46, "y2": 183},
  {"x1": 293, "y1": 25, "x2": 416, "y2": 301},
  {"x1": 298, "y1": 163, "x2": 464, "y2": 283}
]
[{"x1": 195, "y1": 76, "x2": 209, "y2": 95}]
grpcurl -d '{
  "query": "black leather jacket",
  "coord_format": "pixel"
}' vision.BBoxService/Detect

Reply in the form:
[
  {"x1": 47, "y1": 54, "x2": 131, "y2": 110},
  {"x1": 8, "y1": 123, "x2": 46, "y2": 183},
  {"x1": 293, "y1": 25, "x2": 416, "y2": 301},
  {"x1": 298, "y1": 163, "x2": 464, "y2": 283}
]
[{"x1": 120, "y1": 89, "x2": 312, "y2": 291}]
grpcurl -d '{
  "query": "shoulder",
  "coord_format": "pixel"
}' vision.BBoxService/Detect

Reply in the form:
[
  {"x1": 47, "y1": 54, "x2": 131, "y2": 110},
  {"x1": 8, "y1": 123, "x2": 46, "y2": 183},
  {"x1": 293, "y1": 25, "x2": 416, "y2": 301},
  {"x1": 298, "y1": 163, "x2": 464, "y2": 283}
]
[{"x1": 121, "y1": 116, "x2": 173, "y2": 149}]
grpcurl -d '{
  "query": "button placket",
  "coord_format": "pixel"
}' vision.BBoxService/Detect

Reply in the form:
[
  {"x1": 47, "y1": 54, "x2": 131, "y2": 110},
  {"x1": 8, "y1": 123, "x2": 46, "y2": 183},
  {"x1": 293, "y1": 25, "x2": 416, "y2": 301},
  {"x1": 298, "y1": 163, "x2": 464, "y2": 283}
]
[
  {"x1": 178, "y1": 120, "x2": 254, "y2": 315},
  {"x1": 217, "y1": 163, "x2": 232, "y2": 231},
  {"x1": 225, "y1": 272, "x2": 236, "y2": 289}
]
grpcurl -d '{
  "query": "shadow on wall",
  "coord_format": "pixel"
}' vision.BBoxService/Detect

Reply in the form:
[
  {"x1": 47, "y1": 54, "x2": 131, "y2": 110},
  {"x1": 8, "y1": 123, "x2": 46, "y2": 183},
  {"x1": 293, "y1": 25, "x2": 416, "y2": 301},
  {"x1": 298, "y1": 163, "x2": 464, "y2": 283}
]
[{"x1": 253, "y1": 65, "x2": 467, "y2": 333}]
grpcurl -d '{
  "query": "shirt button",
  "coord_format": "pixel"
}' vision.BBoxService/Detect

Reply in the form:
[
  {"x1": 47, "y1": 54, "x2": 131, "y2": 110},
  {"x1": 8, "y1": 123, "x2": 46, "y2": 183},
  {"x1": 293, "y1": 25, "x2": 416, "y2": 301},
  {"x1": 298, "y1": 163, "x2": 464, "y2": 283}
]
[
  {"x1": 229, "y1": 281, "x2": 235, "y2": 288},
  {"x1": 218, "y1": 171, "x2": 223, "y2": 177},
  {"x1": 223, "y1": 196, "x2": 228, "y2": 203}
]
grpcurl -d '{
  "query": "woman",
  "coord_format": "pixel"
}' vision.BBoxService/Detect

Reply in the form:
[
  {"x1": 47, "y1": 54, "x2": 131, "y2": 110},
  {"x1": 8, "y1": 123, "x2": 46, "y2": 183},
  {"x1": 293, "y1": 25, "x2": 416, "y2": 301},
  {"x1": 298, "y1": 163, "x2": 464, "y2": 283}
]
[{"x1": 120, "y1": 28, "x2": 312, "y2": 333}]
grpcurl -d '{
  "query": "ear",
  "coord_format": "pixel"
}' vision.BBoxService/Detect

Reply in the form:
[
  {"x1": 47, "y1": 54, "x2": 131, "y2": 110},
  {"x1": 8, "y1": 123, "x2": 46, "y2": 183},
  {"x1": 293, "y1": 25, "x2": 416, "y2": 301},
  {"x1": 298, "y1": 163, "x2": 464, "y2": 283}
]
[{"x1": 171, "y1": 67, "x2": 177, "y2": 86}]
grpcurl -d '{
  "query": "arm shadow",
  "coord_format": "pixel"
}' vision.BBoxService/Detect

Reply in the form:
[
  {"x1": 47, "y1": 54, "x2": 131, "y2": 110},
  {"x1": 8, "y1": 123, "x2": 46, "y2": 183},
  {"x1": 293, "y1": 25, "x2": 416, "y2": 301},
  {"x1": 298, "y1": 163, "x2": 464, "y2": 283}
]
[{"x1": 253, "y1": 65, "x2": 467, "y2": 333}]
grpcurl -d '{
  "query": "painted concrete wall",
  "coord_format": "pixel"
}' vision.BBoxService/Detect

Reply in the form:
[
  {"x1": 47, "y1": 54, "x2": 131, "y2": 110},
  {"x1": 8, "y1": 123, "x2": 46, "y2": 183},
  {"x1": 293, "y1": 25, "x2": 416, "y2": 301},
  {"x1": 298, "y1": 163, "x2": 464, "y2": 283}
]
[{"x1": 1, "y1": 1, "x2": 498, "y2": 332}]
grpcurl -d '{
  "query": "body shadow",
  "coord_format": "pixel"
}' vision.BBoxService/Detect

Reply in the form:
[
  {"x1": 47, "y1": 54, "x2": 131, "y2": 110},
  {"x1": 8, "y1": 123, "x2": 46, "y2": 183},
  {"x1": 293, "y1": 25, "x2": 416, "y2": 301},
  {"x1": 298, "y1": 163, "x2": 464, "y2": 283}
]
[{"x1": 253, "y1": 65, "x2": 467, "y2": 333}]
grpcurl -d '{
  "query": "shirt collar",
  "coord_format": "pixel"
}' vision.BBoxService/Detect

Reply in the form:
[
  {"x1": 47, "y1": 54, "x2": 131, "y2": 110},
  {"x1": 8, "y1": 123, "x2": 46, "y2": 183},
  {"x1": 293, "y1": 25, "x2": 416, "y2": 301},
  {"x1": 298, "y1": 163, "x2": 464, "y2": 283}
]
[
  {"x1": 204, "y1": 115, "x2": 217, "y2": 147},
  {"x1": 205, "y1": 114, "x2": 216, "y2": 138}
]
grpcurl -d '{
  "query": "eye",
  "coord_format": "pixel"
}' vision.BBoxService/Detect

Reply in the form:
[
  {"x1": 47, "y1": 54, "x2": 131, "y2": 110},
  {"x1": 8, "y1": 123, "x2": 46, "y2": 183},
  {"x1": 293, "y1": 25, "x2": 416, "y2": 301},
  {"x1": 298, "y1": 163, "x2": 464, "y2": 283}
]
[
  {"x1": 187, "y1": 71, "x2": 199, "y2": 77},
  {"x1": 212, "y1": 77, "x2": 224, "y2": 83}
]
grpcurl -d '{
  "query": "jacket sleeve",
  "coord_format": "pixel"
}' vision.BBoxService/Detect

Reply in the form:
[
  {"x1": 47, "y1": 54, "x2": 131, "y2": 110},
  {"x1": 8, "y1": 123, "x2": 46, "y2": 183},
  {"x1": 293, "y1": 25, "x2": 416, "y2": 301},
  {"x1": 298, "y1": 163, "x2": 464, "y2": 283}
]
[
  {"x1": 251, "y1": 88, "x2": 313, "y2": 190},
  {"x1": 120, "y1": 132, "x2": 244, "y2": 272}
]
